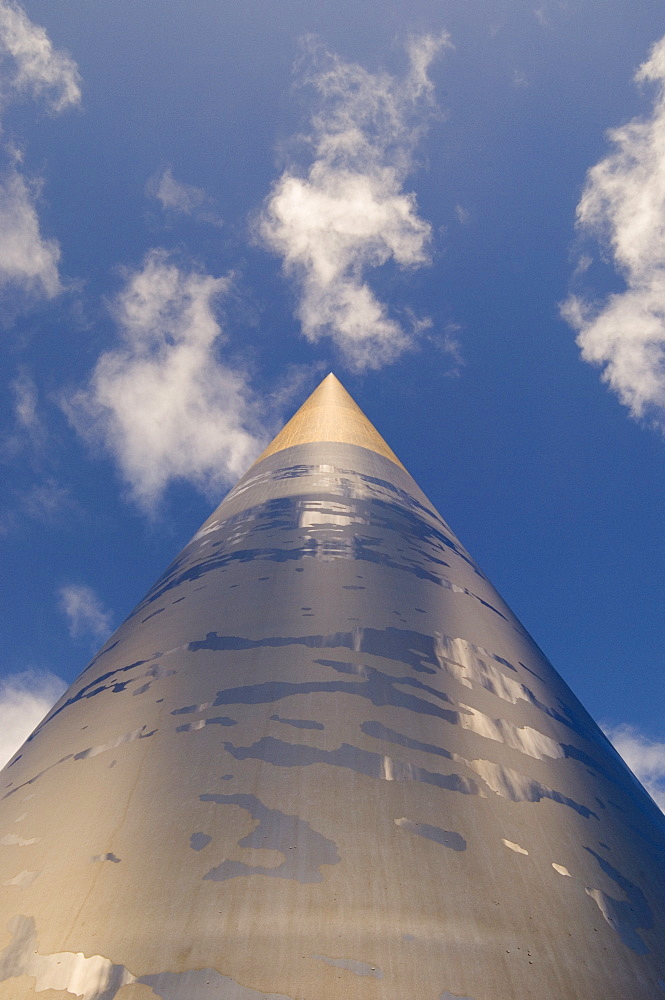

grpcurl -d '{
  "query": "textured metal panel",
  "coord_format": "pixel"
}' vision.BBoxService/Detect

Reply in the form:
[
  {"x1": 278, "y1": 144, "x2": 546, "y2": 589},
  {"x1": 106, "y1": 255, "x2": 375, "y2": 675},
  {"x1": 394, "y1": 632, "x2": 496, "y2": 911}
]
[{"x1": 0, "y1": 384, "x2": 664, "y2": 1000}]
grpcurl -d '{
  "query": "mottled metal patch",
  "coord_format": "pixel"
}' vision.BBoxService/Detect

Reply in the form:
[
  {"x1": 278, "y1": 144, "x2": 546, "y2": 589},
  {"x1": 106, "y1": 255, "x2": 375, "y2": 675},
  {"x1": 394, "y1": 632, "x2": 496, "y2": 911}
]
[{"x1": 200, "y1": 793, "x2": 340, "y2": 883}]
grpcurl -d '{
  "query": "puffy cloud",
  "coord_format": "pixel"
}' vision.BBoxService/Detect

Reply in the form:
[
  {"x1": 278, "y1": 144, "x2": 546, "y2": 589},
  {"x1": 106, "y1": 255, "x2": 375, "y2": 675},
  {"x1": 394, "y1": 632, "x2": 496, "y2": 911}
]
[
  {"x1": 0, "y1": 670, "x2": 66, "y2": 770},
  {"x1": 66, "y1": 251, "x2": 266, "y2": 509},
  {"x1": 604, "y1": 722, "x2": 665, "y2": 812},
  {"x1": 0, "y1": 0, "x2": 81, "y2": 112},
  {"x1": 0, "y1": 168, "x2": 60, "y2": 296},
  {"x1": 58, "y1": 584, "x2": 113, "y2": 643},
  {"x1": 562, "y1": 35, "x2": 665, "y2": 429},
  {"x1": 259, "y1": 34, "x2": 449, "y2": 371}
]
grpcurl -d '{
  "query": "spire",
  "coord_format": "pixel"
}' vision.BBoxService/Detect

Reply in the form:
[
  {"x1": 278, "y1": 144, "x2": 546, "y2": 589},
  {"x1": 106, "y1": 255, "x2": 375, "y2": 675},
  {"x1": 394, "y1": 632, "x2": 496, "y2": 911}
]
[
  {"x1": 253, "y1": 372, "x2": 405, "y2": 470},
  {"x1": 1, "y1": 379, "x2": 664, "y2": 1000}
]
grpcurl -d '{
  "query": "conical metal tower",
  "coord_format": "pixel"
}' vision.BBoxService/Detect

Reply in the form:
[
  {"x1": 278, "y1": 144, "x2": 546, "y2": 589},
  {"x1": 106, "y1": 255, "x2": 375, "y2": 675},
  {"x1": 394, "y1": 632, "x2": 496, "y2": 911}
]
[{"x1": 0, "y1": 374, "x2": 663, "y2": 1000}]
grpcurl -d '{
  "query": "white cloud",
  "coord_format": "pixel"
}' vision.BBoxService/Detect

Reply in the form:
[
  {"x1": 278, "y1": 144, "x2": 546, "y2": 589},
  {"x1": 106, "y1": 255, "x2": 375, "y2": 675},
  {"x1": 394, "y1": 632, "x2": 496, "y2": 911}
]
[
  {"x1": 0, "y1": 479, "x2": 76, "y2": 537},
  {"x1": 259, "y1": 33, "x2": 449, "y2": 371},
  {"x1": 3, "y1": 367, "x2": 45, "y2": 455},
  {"x1": 0, "y1": 670, "x2": 66, "y2": 770},
  {"x1": 1, "y1": 368, "x2": 77, "y2": 532},
  {"x1": 12, "y1": 368, "x2": 38, "y2": 430},
  {"x1": 147, "y1": 167, "x2": 223, "y2": 226},
  {"x1": 440, "y1": 325, "x2": 465, "y2": 377},
  {"x1": 513, "y1": 69, "x2": 528, "y2": 88},
  {"x1": 0, "y1": 168, "x2": 60, "y2": 296},
  {"x1": 22, "y1": 478, "x2": 75, "y2": 522},
  {"x1": 147, "y1": 166, "x2": 208, "y2": 216},
  {"x1": 604, "y1": 722, "x2": 665, "y2": 812},
  {"x1": 0, "y1": 0, "x2": 81, "y2": 112},
  {"x1": 0, "y1": 3, "x2": 81, "y2": 305},
  {"x1": 2, "y1": 367, "x2": 46, "y2": 466},
  {"x1": 562, "y1": 35, "x2": 665, "y2": 429},
  {"x1": 58, "y1": 584, "x2": 113, "y2": 643},
  {"x1": 66, "y1": 250, "x2": 266, "y2": 510},
  {"x1": 454, "y1": 204, "x2": 470, "y2": 224}
]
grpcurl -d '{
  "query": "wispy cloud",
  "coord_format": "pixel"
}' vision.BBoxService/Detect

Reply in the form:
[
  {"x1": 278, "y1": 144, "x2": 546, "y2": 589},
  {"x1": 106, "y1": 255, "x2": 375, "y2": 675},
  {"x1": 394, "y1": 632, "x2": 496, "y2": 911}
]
[
  {"x1": 0, "y1": 0, "x2": 81, "y2": 112},
  {"x1": 1, "y1": 368, "x2": 79, "y2": 533},
  {"x1": 454, "y1": 204, "x2": 470, "y2": 224},
  {"x1": 148, "y1": 166, "x2": 205, "y2": 214},
  {"x1": 0, "y1": 478, "x2": 77, "y2": 536},
  {"x1": 0, "y1": 168, "x2": 61, "y2": 296},
  {"x1": 2, "y1": 366, "x2": 46, "y2": 471},
  {"x1": 0, "y1": 2, "x2": 81, "y2": 305},
  {"x1": 604, "y1": 722, "x2": 665, "y2": 812},
  {"x1": 512, "y1": 69, "x2": 528, "y2": 88},
  {"x1": 58, "y1": 583, "x2": 113, "y2": 643},
  {"x1": 562, "y1": 35, "x2": 665, "y2": 430},
  {"x1": 3, "y1": 365, "x2": 46, "y2": 466},
  {"x1": 12, "y1": 368, "x2": 38, "y2": 430},
  {"x1": 0, "y1": 670, "x2": 66, "y2": 770},
  {"x1": 439, "y1": 324, "x2": 465, "y2": 377},
  {"x1": 259, "y1": 33, "x2": 449, "y2": 371},
  {"x1": 21, "y1": 478, "x2": 75, "y2": 522},
  {"x1": 66, "y1": 250, "x2": 266, "y2": 510},
  {"x1": 4, "y1": 367, "x2": 45, "y2": 455},
  {"x1": 146, "y1": 166, "x2": 221, "y2": 225}
]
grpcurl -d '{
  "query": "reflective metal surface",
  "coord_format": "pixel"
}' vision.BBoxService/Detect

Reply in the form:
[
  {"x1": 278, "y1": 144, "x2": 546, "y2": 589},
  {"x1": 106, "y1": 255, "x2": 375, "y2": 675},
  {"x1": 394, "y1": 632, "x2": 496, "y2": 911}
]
[{"x1": 0, "y1": 374, "x2": 663, "y2": 999}]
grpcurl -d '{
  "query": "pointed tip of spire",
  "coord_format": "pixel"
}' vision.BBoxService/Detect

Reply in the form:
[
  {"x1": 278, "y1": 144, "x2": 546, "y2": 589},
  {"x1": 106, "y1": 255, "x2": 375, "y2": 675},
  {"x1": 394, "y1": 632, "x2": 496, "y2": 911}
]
[{"x1": 252, "y1": 372, "x2": 405, "y2": 470}]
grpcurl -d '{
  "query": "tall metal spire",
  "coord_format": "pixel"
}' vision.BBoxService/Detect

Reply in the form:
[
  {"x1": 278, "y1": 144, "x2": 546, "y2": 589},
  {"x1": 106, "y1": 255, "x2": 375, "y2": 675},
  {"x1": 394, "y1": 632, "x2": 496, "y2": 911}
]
[{"x1": 0, "y1": 375, "x2": 664, "y2": 1000}]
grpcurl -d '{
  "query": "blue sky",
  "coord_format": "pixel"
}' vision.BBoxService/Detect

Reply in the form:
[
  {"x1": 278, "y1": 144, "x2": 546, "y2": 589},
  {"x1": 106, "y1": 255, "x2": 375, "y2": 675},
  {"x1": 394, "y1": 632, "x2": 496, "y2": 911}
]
[{"x1": 1, "y1": 0, "x2": 665, "y2": 807}]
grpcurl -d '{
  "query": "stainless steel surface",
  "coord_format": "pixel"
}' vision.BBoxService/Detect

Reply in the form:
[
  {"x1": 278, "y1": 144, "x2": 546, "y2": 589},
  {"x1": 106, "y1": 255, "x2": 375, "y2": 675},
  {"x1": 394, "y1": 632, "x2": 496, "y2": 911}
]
[{"x1": 0, "y1": 375, "x2": 663, "y2": 999}]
